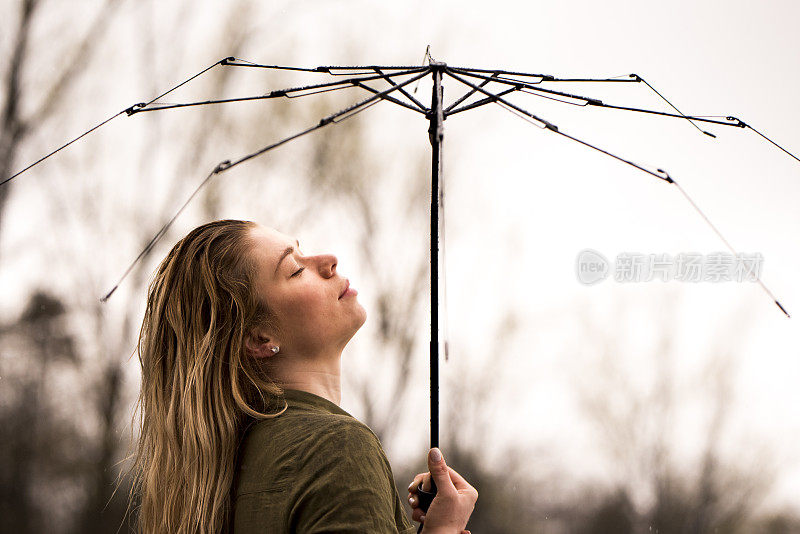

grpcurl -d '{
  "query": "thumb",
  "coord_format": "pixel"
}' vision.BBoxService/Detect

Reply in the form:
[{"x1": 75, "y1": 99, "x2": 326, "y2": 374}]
[{"x1": 427, "y1": 448, "x2": 455, "y2": 491}]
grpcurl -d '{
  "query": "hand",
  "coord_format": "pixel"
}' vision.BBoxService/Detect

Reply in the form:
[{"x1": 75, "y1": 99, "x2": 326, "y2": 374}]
[{"x1": 406, "y1": 448, "x2": 478, "y2": 534}]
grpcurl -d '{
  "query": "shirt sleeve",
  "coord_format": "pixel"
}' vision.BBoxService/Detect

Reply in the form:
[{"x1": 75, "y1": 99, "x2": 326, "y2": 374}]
[{"x1": 288, "y1": 417, "x2": 409, "y2": 534}]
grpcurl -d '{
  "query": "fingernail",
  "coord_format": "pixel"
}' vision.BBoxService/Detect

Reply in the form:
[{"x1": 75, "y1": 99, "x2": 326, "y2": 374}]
[
  {"x1": 420, "y1": 514, "x2": 426, "y2": 522},
  {"x1": 429, "y1": 447, "x2": 442, "y2": 463},
  {"x1": 408, "y1": 496, "x2": 414, "y2": 505}
]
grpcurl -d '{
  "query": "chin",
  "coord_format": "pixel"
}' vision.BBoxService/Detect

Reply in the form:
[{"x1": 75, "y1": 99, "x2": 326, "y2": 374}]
[
  {"x1": 340, "y1": 308, "x2": 367, "y2": 348},
  {"x1": 354, "y1": 304, "x2": 367, "y2": 330}
]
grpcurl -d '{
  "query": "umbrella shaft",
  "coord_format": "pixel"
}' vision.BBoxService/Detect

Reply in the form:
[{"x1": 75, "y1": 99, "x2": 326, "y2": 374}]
[{"x1": 428, "y1": 64, "x2": 445, "y2": 449}]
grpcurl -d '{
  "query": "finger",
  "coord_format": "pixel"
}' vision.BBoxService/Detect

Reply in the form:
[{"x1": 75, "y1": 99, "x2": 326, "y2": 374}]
[
  {"x1": 427, "y1": 448, "x2": 456, "y2": 492},
  {"x1": 411, "y1": 508, "x2": 425, "y2": 523},
  {"x1": 407, "y1": 493, "x2": 419, "y2": 509},
  {"x1": 446, "y1": 466, "x2": 474, "y2": 491},
  {"x1": 421, "y1": 473, "x2": 432, "y2": 492},
  {"x1": 408, "y1": 472, "x2": 427, "y2": 494}
]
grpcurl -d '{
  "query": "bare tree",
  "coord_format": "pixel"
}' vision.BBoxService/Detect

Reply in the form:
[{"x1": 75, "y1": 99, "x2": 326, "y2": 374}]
[
  {"x1": 0, "y1": 291, "x2": 82, "y2": 534},
  {"x1": 0, "y1": 0, "x2": 123, "y2": 245},
  {"x1": 0, "y1": 5, "x2": 447, "y2": 531},
  {"x1": 572, "y1": 293, "x2": 779, "y2": 533},
  {"x1": 0, "y1": 1, "x2": 265, "y2": 531},
  {"x1": 1, "y1": 3, "x2": 572, "y2": 533}
]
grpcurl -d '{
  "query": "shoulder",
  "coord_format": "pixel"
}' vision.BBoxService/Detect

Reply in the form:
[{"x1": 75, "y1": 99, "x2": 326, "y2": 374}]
[
  {"x1": 316, "y1": 415, "x2": 382, "y2": 449},
  {"x1": 245, "y1": 407, "x2": 371, "y2": 442},
  {"x1": 244, "y1": 411, "x2": 387, "y2": 468},
  {"x1": 296, "y1": 415, "x2": 388, "y2": 471},
  {"x1": 287, "y1": 415, "x2": 397, "y2": 503},
  {"x1": 286, "y1": 417, "x2": 403, "y2": 532}
]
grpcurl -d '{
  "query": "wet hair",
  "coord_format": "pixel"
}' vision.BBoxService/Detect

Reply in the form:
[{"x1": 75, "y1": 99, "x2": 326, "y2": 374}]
[{"x1": 124, "y1": 219, "x2": 287, "y2": 533}]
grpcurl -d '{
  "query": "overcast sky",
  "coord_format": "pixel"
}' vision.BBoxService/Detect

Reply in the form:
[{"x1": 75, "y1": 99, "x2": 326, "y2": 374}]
[{"x1": 3, "y1": 0, "x2": 799, "y2": 516}]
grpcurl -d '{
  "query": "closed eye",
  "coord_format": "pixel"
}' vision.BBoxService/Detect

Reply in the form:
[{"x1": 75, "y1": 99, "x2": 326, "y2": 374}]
[{"x1": 291, "y1": 267, "x2": 305, "y2": 278}]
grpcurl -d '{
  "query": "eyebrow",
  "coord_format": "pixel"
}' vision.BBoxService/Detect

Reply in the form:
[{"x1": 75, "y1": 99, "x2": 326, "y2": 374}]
[{"x1": 274, "y1": 239, "x2": 301, "y2": 276}]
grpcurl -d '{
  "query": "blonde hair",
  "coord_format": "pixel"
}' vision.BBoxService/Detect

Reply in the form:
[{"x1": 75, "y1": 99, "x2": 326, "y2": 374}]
[{"x1": 125, "y1": 219, "x2": 287, "y2": 533}]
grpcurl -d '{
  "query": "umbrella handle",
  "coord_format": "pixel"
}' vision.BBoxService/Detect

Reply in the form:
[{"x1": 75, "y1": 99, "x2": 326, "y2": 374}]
[{"x1": 415, "y1": 479, "x2": 438, "y2": 533}]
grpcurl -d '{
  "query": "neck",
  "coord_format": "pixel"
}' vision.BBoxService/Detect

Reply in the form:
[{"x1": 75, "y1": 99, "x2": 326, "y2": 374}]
[{"x1": 268, "y1": 348, "x2": 343, "y2": 406}]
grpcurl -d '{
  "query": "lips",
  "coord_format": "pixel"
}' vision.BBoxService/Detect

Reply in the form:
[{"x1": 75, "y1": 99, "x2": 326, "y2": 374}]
[{"x1": 338, "y1": 279, "x2": 350, "y2": 299}]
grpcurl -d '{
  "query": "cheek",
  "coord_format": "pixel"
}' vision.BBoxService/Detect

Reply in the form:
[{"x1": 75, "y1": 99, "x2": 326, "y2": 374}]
[{"x1": 277, "y1": 285, "x2": 336, "y2": 330}]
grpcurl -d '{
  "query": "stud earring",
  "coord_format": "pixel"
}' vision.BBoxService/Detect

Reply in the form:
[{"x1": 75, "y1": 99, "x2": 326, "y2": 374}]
[{"x1": 270, "y1": 346, "x2": 280, "y2": 354}]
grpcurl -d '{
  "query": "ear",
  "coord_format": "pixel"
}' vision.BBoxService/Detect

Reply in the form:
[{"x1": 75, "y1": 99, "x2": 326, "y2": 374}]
[{"x1": 244, "y1": 329, "x2": 279, "y2": 359}]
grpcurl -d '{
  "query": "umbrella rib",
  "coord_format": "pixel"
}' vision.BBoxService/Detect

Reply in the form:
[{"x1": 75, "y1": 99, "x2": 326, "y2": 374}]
[
  {"x1": 1, "y1": 108, "x2": 127, "y2": 187},
  {"x1": 2, "y1": 57, "x2": 231, "y2": 185},
  {"x1": 373, "y1": 68, "x2": 429, "y2": 112},
  {"x1": 742, "y1": 121, "x2": 800, "y2": 163},
  {"x1": 443, "y1": 74, "x2": 497, "y2": 113},
  {"x1": 352, "y1": 80, "x2": 428, "y2": 115},
  {"x1": 145, "y1": 57, "x2": 231, "y2": 106},
  {"x1": 447, "y1": 66, "x2": 643, "y2": 83},
  {"x1": 6, "y1": 55, "x2": 795, "y2": 313},
  {"x1": 445, "y1": 86, "x2": 523, "y2": 116},
  {"x1": 223, "y1": 57, "x2": 434, "y2": 73},
  {"x1": 221, "y1": 57, "x2": 329, "y2": 72},
  {"x1": 2, "y1": 65, "x2": 428, "y2": 184},
  {"x1": 445, "y1": 67, "x2": 791, "y2": 317},
  {"x1": 448, "y1": 68, "x2": 754, "y2": 130},
  {"x1": 633, "y1": 74, "x2": 712, "y2": 136},
  {"x1": 100, "y1": 67, "x2": 431, "y2": 301},
  {"x1": 449, "y1": 67, "x2": 603, "y2": 105},
  {"x1": 131, "y1": 67, "x2": 428, "y2": 114}
]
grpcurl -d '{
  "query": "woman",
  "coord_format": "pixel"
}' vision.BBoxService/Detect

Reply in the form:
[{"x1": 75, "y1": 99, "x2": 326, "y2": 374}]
[{"x1": 126, "y1": 219, "x2": 477, "y2": 533}]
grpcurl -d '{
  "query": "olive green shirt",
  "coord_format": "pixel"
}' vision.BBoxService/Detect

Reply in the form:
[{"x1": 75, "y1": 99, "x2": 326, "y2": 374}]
[{"x1": 231, "y1": 389, "x2": 416, "y2": 534}]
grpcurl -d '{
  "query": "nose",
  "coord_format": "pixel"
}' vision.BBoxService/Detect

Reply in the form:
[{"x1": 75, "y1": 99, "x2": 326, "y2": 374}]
[{"x1": 317, "y1": 254, "x2": 337, "y2": 278}]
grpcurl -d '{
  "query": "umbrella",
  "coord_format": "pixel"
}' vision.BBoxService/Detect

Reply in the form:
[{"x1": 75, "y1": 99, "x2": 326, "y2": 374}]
[{"x1": 3, "y1": 50, "x2": 796, "y2": 524}]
